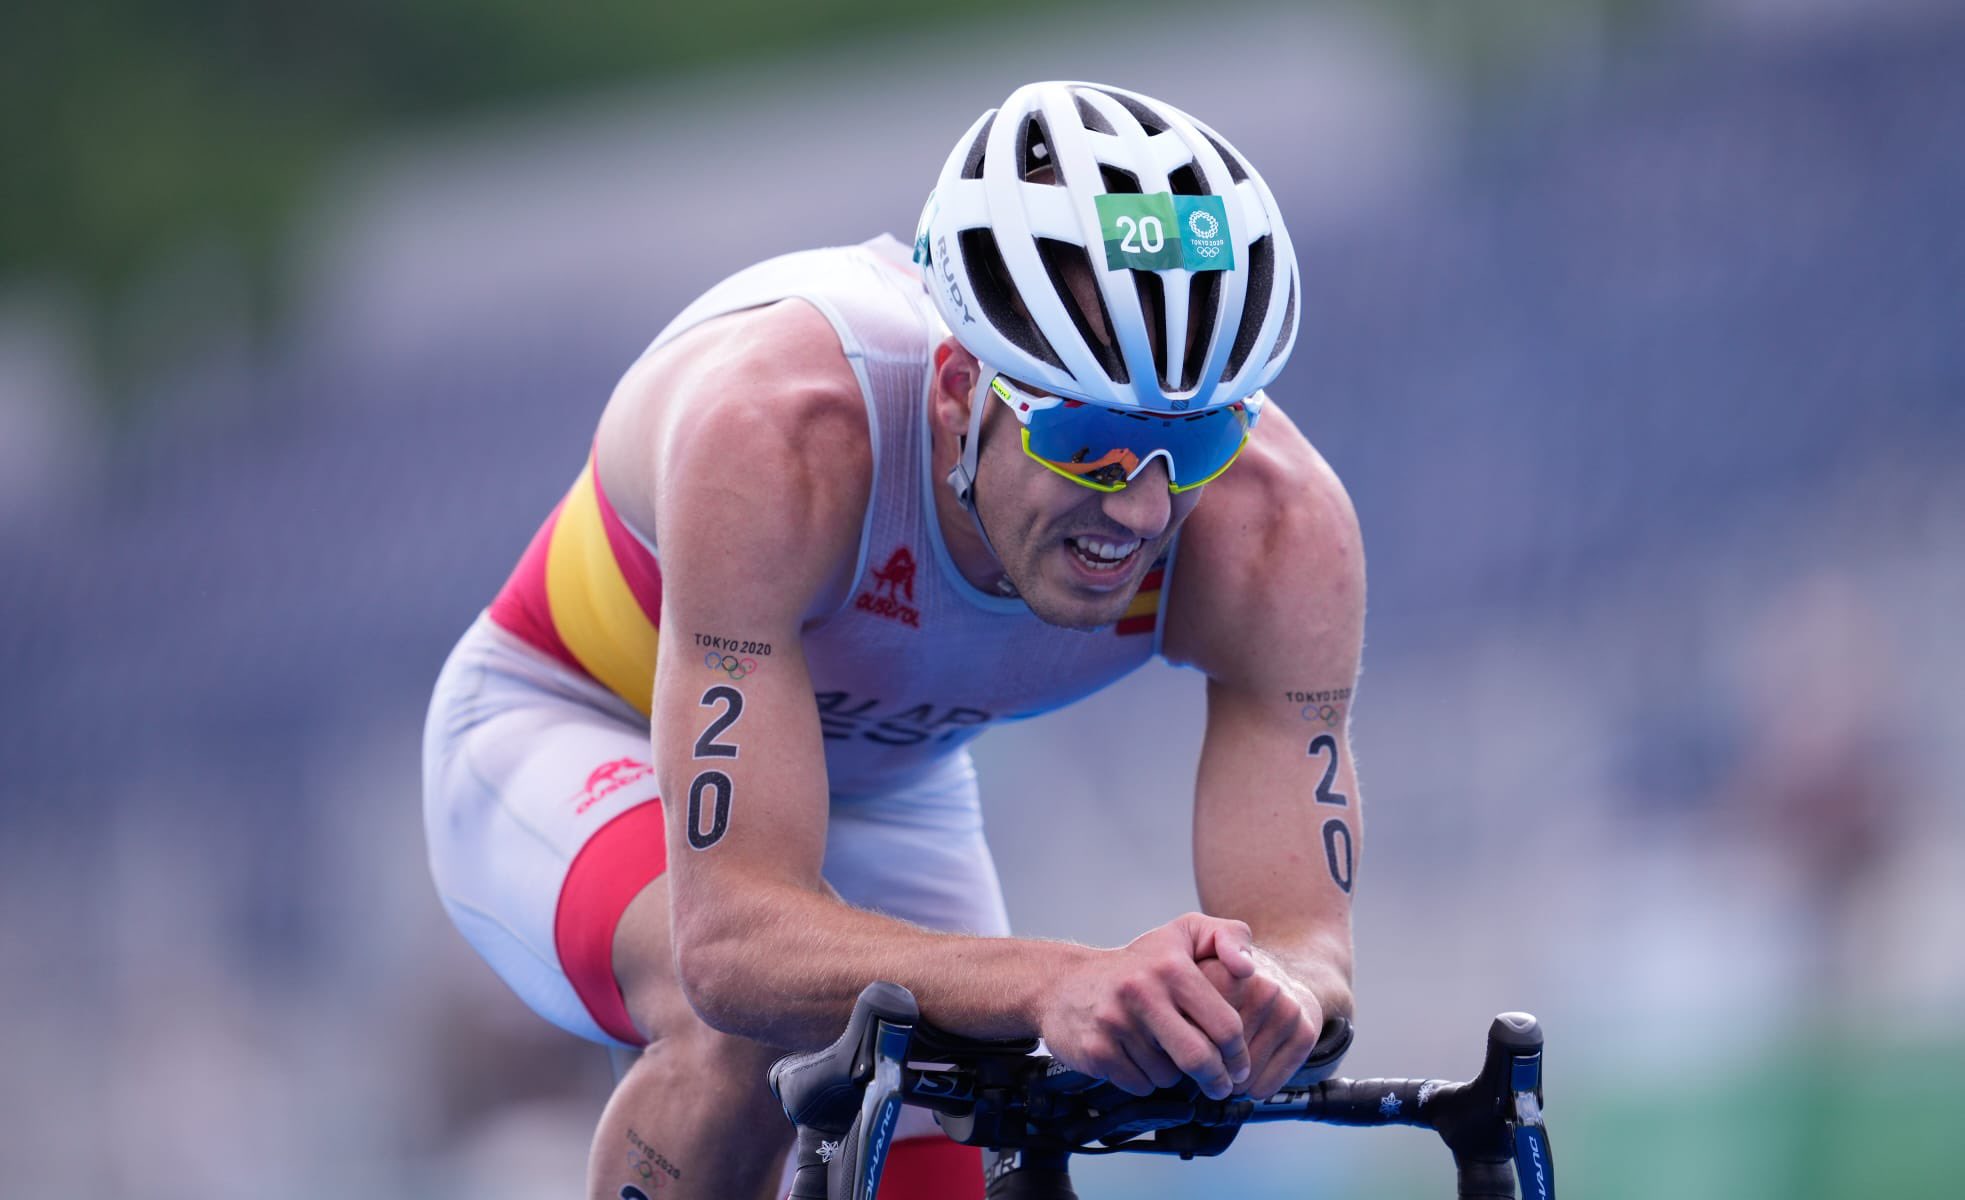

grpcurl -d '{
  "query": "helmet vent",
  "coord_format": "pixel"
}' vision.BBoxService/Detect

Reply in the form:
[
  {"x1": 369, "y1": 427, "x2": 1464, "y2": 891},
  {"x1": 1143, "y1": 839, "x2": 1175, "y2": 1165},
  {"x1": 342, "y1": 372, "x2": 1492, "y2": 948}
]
[
  {"x1": 1038, "y1": 238, "x2": 1127, "y2": 385},
  {"x1": 1168, "y1": 162, "x2": 1206, "y2": 197},
  {"x1": 1223, "y1": 235, "x2": 1275, "y2": 381},
  {"x1": 1088, "y1": 87, "x2": 1168, "y2": 135},
  {"x1": 1099, "y1": 164, "x2": 1142, "y2": 195},
  {"x1": 1200, "y1": 130, "x2": 1250, "y2": 184},
  {"x1": 1073, "y1": 93, "x2": 1117, "y2": 135},
  {"x1": 960, "y1": 112, "x2": 997, "y2": 180},
  {"x1": 1134, "y1": 271, "x2": 1170, "y2": 388},
  {"x1": 1268, "y1": 276, "x2": 1297, "y2": 364},
  {"x1": 1019, "y1": 116, "x2": 1062, "y2": 184},
  {"x1": 1183, "y1": 269, "x2": 1223, "y2": 391},
  {"x1": 960, "y1": 228, "x2": 1067, "y2": 372}
]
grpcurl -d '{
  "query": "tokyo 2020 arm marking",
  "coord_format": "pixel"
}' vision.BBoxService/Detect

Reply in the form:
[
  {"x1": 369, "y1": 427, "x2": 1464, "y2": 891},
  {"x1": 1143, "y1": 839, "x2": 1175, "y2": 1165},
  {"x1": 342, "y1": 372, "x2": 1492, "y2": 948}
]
[
  {"x1": 687, "y1": 685, "x2": 744, "y2": 849},
  {"x1": 698, "y1": 633, "x2": 771, "y2": 681},
  {"x1": 623, "y1": 1128, "x2": 683, "y2": 1192},
  {"x1": 1286, "y1": 686, "x2": 1350, "y2": 728}
]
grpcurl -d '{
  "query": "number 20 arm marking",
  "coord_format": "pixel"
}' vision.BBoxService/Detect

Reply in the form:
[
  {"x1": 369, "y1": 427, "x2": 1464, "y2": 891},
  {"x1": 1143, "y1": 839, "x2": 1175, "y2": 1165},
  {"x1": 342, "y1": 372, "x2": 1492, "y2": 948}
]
[
  {"x1": 687, "y1": 686, "x2": 742, "y2": 850},
  {"x1": 1309, "y1": 733, "x2": 1354, "y2": 894}
]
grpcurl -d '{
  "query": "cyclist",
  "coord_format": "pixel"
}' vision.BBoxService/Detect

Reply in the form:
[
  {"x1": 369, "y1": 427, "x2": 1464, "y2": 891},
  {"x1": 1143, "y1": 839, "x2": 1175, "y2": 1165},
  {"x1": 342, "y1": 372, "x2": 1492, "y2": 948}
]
[{"x1": 424, "y1": 80, "x2": 1365, "y2": 1200}]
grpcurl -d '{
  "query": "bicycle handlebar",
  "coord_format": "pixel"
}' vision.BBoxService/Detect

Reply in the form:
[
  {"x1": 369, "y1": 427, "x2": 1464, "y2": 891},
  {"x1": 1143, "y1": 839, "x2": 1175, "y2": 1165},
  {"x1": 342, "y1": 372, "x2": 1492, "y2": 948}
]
[{"x1": 769, "y1": 983, "x2": 1553, "y2": 1200}]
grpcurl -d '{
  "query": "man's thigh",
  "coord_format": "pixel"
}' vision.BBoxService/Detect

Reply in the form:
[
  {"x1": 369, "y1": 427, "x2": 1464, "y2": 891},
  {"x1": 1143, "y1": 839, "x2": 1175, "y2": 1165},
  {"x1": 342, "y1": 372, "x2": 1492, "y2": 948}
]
[
  {"x1": 425, "y1": 616, "x2": 665, "y2": 1046},
  {"x1": 428, "y1": 619, "x2": 1011, "y2": 1049}
]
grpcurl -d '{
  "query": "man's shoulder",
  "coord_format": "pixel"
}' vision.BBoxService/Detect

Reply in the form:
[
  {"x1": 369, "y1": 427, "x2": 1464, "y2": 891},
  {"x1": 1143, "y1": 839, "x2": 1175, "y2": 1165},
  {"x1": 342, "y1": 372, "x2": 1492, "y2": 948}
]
[
  {"x1": 602, "y1": 235, "x2": 929, "y2": 475},
  {"x1": 1185, "y1": 404, "x2": 1359, "y2": 575},
  {"x1": 1162, "y1": 403, "x2": 1364, "y2": 673},
  {"x1": 594, "y1": 296, "x2": 875, "y2": 588},
  {"x1": 601, "y1": 298, "x2": 871, "y2": 494},
  {"x1": 637, "y1": 297, "x2": 868, "y2": 429}
]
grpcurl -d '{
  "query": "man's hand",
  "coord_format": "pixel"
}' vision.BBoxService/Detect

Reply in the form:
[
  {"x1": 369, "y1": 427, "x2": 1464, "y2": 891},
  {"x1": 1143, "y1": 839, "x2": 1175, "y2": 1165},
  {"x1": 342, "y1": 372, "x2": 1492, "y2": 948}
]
[
  {"x1": 1035, "y1": 912, "x2": 1258, "y2": 1100},
  {"x1": 1197, "y1": 947, "x2": 1327, "y2": 1100}
]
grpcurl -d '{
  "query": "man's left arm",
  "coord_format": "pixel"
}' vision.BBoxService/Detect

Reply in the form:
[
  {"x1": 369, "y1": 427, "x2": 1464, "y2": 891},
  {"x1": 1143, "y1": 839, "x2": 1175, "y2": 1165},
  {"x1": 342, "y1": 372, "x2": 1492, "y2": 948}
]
[{"x1": 1165, "y1": 421, "x2": 1365, "y2": 1098}]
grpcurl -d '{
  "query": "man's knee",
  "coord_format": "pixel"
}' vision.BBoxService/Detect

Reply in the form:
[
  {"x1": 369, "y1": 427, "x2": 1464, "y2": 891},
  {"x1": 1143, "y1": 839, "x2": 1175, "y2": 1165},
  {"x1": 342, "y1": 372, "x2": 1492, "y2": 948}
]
[
  {"x1": 556, "y1": 799, "x2": 672, "y2": 1045},
  {"x1": 633, "y1": 1006, "x2": 779, "y2": 1071}
]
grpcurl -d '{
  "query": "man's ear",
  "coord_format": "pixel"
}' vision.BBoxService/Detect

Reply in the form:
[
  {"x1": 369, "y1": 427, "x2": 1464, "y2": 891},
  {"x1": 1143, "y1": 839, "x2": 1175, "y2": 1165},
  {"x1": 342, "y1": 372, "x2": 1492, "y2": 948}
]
[{"x1": 932, "y1": 338, "x2": 980, "y2": 435}]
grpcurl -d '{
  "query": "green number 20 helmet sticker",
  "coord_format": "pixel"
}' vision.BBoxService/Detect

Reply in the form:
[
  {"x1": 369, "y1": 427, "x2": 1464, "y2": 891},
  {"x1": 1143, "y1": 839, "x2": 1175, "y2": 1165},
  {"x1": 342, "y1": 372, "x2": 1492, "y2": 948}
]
[{"x1": 1095, "y1": 193, "x2": 1235, "y2": 273}]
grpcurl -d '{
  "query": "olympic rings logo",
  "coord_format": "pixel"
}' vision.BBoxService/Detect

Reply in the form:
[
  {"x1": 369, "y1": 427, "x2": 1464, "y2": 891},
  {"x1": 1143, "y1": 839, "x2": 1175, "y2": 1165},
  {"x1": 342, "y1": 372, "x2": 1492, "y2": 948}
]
[
  {"x1": 1302, "y1": 703, "x2": 1343, "y2": 726},
  {"x1": 705, "y1": 651, "x2": 759, "y2": 680}
]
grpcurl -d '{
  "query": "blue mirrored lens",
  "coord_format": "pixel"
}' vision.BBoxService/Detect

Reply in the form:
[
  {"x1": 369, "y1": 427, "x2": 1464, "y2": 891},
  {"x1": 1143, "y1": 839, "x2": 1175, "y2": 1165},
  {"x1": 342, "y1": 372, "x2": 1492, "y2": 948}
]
[{"x1": 1021, "y1": 400, "x2": 1250, "y2": 486}]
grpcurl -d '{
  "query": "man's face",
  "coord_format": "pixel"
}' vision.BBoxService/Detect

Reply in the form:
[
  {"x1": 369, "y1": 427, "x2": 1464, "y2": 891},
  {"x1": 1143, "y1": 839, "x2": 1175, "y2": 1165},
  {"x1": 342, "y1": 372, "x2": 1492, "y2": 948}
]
[{"x1": 970, "y1": 397, "x2": 1205, "y2": 630}]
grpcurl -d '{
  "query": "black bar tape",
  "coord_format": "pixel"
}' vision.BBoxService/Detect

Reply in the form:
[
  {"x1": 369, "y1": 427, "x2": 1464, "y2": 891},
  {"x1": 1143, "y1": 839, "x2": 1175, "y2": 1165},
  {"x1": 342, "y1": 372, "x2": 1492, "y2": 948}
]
[{"x1": 1454, "y1": 1157, "x2": 1517, "y2": 1199}]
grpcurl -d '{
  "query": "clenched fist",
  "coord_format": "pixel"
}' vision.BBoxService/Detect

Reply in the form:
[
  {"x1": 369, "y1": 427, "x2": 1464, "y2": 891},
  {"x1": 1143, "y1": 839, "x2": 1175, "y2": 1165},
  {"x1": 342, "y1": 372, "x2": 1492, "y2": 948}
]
[
  {"x1": 1197, "y1": 945, "x2": 1326, "y2": 1099},
  {"x1": 1035, "y1": 912, "x2": 1260, "y2": 1099}
]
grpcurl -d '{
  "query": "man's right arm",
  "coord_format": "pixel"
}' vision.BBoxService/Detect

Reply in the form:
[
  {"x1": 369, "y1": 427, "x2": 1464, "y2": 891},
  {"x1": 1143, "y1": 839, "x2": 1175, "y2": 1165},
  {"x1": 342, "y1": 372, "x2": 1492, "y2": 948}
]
[{"x1": 641, "y1": 307, "x2": 1254, "y2": 1097}]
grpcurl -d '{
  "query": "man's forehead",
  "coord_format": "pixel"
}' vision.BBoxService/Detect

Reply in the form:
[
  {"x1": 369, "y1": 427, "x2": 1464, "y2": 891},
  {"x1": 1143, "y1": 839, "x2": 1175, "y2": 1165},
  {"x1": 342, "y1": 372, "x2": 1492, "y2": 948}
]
[
  {"x1": 1055, "y1": 258, "x2": 1114, "y2": 345},
  {"x1": 1020, "y1": 161, "x2": 1116, "y2": 347}
]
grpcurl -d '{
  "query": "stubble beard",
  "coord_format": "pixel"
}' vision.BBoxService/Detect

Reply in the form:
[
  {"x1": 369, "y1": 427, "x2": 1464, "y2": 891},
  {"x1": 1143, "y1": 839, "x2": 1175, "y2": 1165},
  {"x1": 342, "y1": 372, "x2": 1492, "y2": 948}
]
[{"x1": 994, "y1": 510, "x2": 1157, "y2": 633}]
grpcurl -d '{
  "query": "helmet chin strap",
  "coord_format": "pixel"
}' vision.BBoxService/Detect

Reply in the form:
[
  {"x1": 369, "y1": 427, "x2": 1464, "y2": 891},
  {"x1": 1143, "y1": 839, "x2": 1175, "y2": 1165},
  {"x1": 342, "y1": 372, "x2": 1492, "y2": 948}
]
[
  {"x1": 944, "y1": 370, "x2": 1020, "y2": 597},
  {"x1": 944, "y1": 368, "x2": 992, "y2": 510}
]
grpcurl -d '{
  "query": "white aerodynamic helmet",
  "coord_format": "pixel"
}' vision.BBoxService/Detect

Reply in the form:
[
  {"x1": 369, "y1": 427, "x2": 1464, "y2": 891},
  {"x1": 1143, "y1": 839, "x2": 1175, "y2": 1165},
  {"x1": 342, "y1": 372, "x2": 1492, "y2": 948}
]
[{"x1": 914, "y1": 81, "x2": 1300, "y2": 414}]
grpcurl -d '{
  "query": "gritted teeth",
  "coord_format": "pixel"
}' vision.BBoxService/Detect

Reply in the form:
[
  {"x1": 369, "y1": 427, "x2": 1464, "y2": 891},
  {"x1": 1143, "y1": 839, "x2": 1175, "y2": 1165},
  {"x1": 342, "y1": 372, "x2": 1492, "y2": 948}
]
[{"x1": 1069, "y1": 535, "x2": 1141, "y2": 567}]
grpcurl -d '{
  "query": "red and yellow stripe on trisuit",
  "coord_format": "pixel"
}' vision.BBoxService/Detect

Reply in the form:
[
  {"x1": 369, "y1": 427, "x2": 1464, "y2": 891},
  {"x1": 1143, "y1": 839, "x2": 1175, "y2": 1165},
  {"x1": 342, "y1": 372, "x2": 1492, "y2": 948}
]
[
  {"x1": 488, "y1": 450, "x2": 665, "y2": 716},
  {"x1": 488, "y1": 450, "x2": 1164, "y2": 702},
  {"x1": 1116, "y1": 565, "x2": 1165, "y2": 636}
]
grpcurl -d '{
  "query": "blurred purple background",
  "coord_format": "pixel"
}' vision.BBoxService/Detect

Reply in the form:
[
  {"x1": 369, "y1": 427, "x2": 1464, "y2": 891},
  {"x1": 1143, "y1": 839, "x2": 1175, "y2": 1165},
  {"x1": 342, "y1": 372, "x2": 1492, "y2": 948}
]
[{"x1": 2, "y1": 2, "x2": 1960, "y2": 1196}]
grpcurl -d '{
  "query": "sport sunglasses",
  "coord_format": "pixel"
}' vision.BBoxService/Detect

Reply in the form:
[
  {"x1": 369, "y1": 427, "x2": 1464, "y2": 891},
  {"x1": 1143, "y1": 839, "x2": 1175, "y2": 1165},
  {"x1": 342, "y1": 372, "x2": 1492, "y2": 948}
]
[{"x1": 987, "y1": 374, "x2": 1256, "y2": 494}]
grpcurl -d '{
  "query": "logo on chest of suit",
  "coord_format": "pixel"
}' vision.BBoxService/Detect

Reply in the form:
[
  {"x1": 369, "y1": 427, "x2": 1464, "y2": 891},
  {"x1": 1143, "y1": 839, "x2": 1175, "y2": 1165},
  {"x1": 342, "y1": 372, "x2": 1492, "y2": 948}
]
[
  {"x1": 855, "y1": 546, "x2": 920, "y2": 628},
  {"x1": 817, "y1": 691, "x2": 993, "y2": 746}
]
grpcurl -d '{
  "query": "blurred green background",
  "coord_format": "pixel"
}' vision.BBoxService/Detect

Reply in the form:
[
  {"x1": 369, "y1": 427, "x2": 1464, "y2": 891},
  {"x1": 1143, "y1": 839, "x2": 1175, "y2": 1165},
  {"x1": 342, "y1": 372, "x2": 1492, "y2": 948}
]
[
  {"x1": 3, "y1": 1, "x2": 1960, "y2": 1197},
  {"x1": 6, "y1": 0, "x2": 1657, "y2": 407}
]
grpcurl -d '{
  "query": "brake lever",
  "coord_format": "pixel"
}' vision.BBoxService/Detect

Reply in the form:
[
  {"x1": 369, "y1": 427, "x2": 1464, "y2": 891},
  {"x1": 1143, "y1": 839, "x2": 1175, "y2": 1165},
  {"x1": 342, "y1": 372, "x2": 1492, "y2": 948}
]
[{"x1": 1498, "y1": 1014, "x2": 1552, "y2": 1200}]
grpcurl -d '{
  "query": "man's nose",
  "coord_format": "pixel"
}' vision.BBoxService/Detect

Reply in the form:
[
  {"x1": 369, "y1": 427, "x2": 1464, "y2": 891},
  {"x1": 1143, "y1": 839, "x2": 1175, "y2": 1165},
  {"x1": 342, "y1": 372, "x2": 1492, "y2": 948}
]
[{"x1": 1098, "y1": 458, "x2": 1173, "y2": 538}]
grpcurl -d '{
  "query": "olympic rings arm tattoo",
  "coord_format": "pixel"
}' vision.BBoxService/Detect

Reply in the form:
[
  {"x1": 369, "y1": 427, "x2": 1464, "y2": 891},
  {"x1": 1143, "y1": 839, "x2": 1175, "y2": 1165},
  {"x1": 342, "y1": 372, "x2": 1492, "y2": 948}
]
[{"x1": 696, "y1": 633, "x2": 773, "y2": 680}]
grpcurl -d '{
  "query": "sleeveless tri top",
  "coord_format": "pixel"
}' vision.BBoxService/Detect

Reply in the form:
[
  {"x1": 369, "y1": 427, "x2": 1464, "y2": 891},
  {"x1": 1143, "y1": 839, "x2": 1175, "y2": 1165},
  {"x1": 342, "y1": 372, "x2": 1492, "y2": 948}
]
[{"x1": 488, "y1": 235, "x2": 1173, "y2": 796}]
